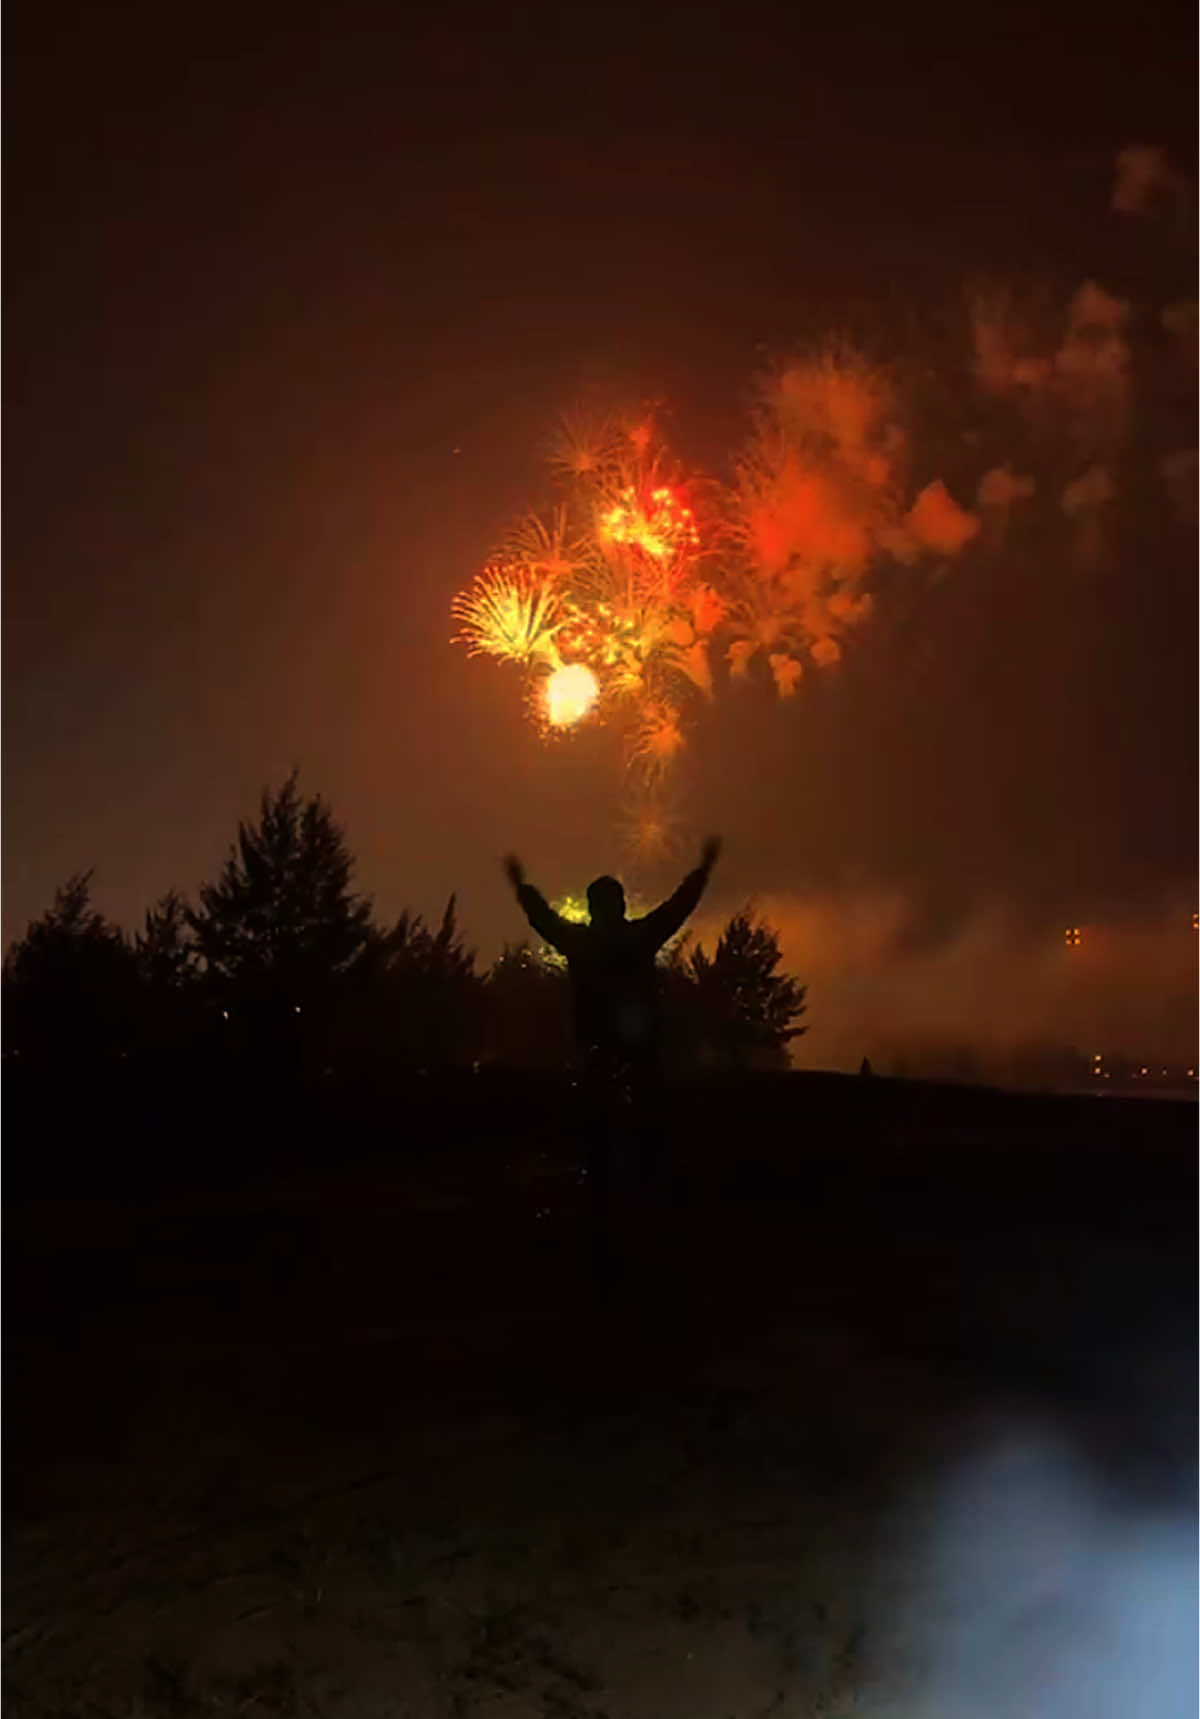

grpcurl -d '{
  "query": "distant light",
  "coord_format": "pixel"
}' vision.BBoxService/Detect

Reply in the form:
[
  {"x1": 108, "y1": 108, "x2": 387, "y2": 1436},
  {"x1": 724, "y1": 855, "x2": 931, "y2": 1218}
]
[
  {"x1": 1189, "y1": 1069, "x2": 1196, "y2": 1078},
  {"x1": 1140, "y1": 1067, "x2": 1148, "y2": 1076},
  {"x1": 222, "y1": 1010, "x2": 229, "y2": 1020},
  {"x1": 294, "y1": 1005, "x2": 302, "y2": 1014}
]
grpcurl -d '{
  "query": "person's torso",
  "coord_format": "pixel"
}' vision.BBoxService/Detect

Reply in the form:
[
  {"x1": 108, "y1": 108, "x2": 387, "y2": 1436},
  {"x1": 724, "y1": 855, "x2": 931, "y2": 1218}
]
[{"x1": 567, "y1": 923, "x2": 660, "y2": 1048}]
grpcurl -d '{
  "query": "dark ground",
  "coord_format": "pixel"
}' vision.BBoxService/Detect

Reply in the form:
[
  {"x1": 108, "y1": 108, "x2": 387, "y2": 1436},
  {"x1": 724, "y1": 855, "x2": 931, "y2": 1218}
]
[{"x1": 5, "y1": 1072, "x2": 1197, "y2": 1716}]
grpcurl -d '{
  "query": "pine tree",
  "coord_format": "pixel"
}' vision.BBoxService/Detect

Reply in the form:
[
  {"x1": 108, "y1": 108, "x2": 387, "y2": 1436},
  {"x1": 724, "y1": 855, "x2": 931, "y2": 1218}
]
[
  {"x1": 351, "y1": 894, "x2": 483, "y2": 1068},
  {"x1": 135, "y1": 890, "x2": 199, "y2": 991},
  {"x1": 133, "y1": 890, "x2": 201, "y2": 1057},
  {"x1": 189, "y1": 773, "x2": 372, "y2": 1020},
  {"x1": 483, "y1": 941, "x2": 571, "y2": 1067},
  {"x1": 688, "y1": 908, "x2": 807, "y2": 1069},
  {"x1": 2, "y1": 871, "x2": 138, "y2": 1063}
]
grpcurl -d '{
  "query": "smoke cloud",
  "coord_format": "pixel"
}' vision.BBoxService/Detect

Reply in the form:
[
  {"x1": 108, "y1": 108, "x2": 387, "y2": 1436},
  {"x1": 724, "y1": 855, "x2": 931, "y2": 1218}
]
[
  {"x1": 691, "y1": 889, "x2": 1199, "y2": 1078},
  {"x1": 868, "y1": 1428, "x2": 1197, "y2": 1718},
  {"x1": 1112, "y1": 143, "x2": 1187, "y2": 218}
]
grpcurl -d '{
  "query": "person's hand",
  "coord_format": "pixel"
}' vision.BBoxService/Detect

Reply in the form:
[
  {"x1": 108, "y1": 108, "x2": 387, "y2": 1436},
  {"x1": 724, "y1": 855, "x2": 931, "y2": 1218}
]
[
  {"x1": 502, "y1": 853, "x2": 526, "y2": 891},
  {"x1": 700, "y1": 835, "x2": 722, "y2": 873}
]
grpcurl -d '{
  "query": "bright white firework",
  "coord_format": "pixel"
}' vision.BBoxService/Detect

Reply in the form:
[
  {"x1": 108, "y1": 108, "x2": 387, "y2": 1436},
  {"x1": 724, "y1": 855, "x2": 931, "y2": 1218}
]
[{"x1": 544, "y1": 663, "x2": 599, "y2": 728}]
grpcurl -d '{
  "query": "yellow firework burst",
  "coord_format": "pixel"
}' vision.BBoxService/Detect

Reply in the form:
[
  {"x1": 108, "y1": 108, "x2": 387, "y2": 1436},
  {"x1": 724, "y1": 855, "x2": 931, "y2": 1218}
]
[{"x1": 451, "y1": 564, "x2": 562, "y2": 665}]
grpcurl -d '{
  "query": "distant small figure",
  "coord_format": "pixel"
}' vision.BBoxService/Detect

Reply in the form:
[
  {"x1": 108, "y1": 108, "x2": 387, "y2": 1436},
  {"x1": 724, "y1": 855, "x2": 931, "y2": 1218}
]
[
  {"x1": 860, "y1": 1056, "x2": 873, "y2": 1078},
  {"x1": 502, "y1": 838, "x2": 721, "y2": 1211}
]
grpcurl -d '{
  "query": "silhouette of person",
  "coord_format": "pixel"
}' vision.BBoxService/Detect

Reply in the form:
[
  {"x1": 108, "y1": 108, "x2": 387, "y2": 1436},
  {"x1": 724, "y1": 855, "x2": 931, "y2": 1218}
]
[{"x1": 503, "y1": 838, "x2": 721, "y2": 1206}]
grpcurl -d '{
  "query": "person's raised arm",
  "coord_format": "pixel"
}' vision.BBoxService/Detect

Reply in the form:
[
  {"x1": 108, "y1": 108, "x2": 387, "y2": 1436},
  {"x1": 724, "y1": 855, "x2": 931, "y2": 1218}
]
[
  {"x1": 502, "y1": 854, "x2": 578, "y2": 956},
  {"x1": 634, "y1": 836, "x2": 721, "y2": 951}
]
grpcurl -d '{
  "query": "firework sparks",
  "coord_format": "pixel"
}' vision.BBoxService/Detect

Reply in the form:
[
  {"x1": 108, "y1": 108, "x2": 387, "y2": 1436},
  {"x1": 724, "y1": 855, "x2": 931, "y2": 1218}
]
[
  {"x1": 452, "y1": 565, "x2": 561, "y2": 666},
  {"x1": 620, "y1": 789, "x2": 683, "y2": 866},
  {"x1": 453, "y1": 317, "x2": 1066, "y2": 784},
  {"x1": 454, "y1": 170, "x2": 1169, "y2": 807},
  {"x1": 452, "y1": 409, "x2": 720, "y2": 778},
  {"x1": 503, "y1": 508, "x2": 587, "y2": 584},
  {"x1": 721, "y1": 347, "x2": 909, "y2": 686},
  {"x1": 549, "y1": 409, "x2": 625, "y2": 485},
  {"x1": 599, "y1": 484, "x2": 700, "y2": 563},
  {"x1": 544, "y1": 662, "x2": 600, "y2": 728},
  {"x1": 627, "y1": 701, "x2": 685, "y2": 782}
]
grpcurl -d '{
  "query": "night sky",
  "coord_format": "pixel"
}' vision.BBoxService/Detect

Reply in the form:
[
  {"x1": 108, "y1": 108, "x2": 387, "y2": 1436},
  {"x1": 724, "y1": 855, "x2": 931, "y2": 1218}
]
[{"x1": 5, "y1": 2, "x2": 1197, "y2": 1055}]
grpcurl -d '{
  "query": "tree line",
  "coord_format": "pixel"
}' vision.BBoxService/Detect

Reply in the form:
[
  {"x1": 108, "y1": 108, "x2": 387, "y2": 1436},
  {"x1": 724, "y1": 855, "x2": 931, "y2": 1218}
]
[{"x1": 2, "y1": 775, "x2": 806, "y2": 1079}]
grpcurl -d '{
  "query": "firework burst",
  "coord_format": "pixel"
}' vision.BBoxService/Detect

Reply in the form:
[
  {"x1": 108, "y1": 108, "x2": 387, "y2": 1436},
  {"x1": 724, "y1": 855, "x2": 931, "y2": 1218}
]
[
  {"x1": 452, "y1": 407, "x2": 719, "y2": 784},
  {"x1": 503, "y1": 507, "x2": 589, "y2": 584},
  {"x1": 548, "y1": 409, "x2": 626, "y2": 486},
  {"x1": 620, "y1": 788, "x2": 684, "y2": 867},
  {"x1": 451, "y1": 564, "x2": 562, "y2": 666},
  {"x1": 722, "y1": 343, "x2": 981, "y2": 684},
  {"x1": 598, "y1": 484, "x2": 700, "y2": 565},
  {"x1": 453, "y1": 175, "x2": 1161, "y2": 806},
  {"x1": 626, "y1": 700, "x2": 686, "y2": 783},
  {"x1": 543, "y1": 662, "x2": 600, "y2": 728}
]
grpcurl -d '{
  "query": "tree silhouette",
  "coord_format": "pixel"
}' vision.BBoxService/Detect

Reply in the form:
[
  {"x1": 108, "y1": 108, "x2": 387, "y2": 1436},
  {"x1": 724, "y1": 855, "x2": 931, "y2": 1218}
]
[
  {"x1": 189, "y1": 775, "x2": 372, "y2": 1064},
  {"x1": 2, "y1": 870, "x2": 138, "y2": 1064},
  {"x1": 133, "y1": 890, "x2": 201, "y2": 1058},
  {"x1": 687, "y1": 907, "x2": 807, "y2": 1069},
  {"x1": 342, "y1": 895, "x2": 483, "y2": 1070},
  {"x1": 136, "y1": 889, "x2": 199, "y2": 990},
  {"x1": 655, "y1": 936, "x2": 706, "y2": 1071},
  {"x1": 482, "y1": 942, "x2": 571, "y2": 1067}
]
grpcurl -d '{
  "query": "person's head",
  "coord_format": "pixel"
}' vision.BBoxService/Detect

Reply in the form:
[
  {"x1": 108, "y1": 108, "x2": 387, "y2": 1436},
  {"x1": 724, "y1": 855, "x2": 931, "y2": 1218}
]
[{"x1": 586, "y1": 874, "x2": 626, "y2": 927}]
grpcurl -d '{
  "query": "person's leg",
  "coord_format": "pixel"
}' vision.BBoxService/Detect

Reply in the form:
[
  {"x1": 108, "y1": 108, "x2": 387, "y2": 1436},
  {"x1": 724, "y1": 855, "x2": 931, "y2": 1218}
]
[
  {"x1": 578, "y1": 1053, "x2": 612, "y2": 1207},
  {"x1": 630, "y1": 1055, "x2": 666, "y2": 1197},
  {"x1": 576, "y1": 1052, "x2": 619, "y2": 1292}
]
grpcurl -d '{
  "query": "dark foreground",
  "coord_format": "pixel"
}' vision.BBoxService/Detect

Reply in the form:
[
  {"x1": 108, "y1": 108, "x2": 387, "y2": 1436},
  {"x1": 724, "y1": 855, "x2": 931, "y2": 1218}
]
[{"x1": 6, "y1": 1074, "x2": 1197, "y2": 1716}]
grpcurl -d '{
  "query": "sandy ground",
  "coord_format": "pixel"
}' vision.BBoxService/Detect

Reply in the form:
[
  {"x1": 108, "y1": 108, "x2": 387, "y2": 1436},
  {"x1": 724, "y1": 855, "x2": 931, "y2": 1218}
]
[{"x1": 6, "y1": 1128, "x2": 1196, "y2": 1717}]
